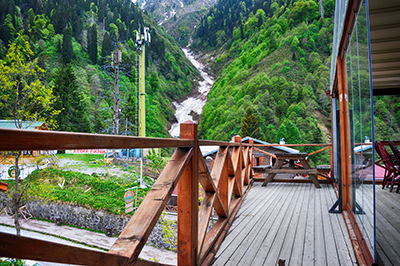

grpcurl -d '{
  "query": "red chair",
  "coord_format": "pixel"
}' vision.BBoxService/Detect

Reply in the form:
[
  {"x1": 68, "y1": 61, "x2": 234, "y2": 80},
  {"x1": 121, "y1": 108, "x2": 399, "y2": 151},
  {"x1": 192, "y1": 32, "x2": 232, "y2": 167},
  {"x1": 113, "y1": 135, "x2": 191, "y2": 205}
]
[
  {"x1": 376, "y1": 141, "x2": 400, "y2": 192},
  {"x1": 375, "y1": 141, "x2": 389, "y2": 188},
  {"x1": 388, "y1": 141, "x2": 400, "y2": 162}
]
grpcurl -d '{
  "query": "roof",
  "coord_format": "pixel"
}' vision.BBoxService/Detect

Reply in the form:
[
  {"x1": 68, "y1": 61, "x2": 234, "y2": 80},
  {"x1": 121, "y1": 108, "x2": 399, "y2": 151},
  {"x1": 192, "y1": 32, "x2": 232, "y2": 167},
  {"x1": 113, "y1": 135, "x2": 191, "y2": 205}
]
[
  {"x1": 354, "y1": 144, "x2": 373, "y2": 153},
  {"x1": 369, "y1": 0, "x2": 400, "y2": 95},
  {"x1": 0, "y1": 120, "x2": 48, "y2": 130},
  {"x1": 201, "y1": 137, "x2": 299, "y2": 157},
  {"x1": 241, "y1": 137, "x2": 300, "y2": 154}
]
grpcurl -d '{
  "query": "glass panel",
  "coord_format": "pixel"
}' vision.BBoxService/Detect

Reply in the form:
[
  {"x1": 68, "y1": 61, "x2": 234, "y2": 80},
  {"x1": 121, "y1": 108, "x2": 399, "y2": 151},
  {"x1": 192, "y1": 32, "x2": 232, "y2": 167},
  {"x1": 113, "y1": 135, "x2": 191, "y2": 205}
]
[
  {"x1": 346, "y1": 0, "x2": 375, "y2": 258},
  {"x1": 330, "y1": 0, "x2": 350, "y2": 92}
]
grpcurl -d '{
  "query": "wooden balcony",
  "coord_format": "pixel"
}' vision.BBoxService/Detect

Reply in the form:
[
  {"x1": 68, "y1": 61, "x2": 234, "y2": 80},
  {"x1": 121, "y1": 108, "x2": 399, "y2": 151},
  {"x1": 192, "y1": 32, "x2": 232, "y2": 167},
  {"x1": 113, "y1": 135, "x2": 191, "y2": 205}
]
[{"x1": 0, "y1": 123, "x2": 356, "y2": 266}]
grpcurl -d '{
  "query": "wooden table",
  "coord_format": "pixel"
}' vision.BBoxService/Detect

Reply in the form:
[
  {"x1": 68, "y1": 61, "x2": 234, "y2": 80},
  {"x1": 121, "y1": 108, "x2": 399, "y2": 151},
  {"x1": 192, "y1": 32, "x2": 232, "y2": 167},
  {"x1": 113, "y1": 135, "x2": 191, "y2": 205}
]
[{"x1": 259, "y1": 153, "x2": 322, "y2": 188}]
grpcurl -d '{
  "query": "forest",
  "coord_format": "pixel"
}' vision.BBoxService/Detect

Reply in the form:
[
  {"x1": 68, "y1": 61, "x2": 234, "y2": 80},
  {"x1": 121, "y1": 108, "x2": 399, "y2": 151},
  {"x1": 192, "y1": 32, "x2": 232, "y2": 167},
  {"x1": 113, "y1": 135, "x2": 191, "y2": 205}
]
[
  {"x1": 0, "y1": 0, "x2": 200, "y2": 137},
  {"x1": 1, "y1": 0, "x2": 400, "y2": 151},
  {"x1": 188, "y1": 0, "x2": 400, "y2": 153}
]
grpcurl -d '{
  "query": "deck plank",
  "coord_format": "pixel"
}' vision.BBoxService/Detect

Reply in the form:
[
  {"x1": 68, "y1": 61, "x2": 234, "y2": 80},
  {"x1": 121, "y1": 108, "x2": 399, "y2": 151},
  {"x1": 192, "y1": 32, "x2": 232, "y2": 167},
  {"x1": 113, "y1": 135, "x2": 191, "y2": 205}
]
[
  {"x1": 223, "y1": 184, "x2": 296, "y2": 265},
  {"x1": 214, "y1": 183, "x2": 295, "y2": 265},
  {"x1": 320, "y1": 183, "x2": 339, "y2": 266},
  {"x1": 211, "y1": 183, "x2": 356, "y2": 266},
  {"x1": 324, "y1": 184, "x2": 357, "y2": 265},
  {"x1": 314, "y1": 186, "x2": 327, "y2": 266},
  {"x1": 275, "y1": 184, "x2": 308, "y2": 265},
  {"x1": 251, "y1": 184, "x2": 304, "y2": 265},
  {"x1": 215, "y1": 183, "x2": 285, "y2": 258},
  {"x1": 235, "y1": 185, "x2": 298, "y2": 266},
  {"x1": 288, "y1": 184, "x2": 310, "y2": 265},
  {"x1": 302, "y1": 183, "x2": 315, "y2": 266}
]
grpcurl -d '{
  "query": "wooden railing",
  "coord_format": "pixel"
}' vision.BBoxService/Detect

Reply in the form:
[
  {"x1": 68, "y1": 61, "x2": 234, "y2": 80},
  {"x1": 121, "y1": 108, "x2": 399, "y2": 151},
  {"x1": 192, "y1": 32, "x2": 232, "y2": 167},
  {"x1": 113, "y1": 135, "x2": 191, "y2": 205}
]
[{"x1": 0, "y1": 121, "x2": 254, "y2": 266}]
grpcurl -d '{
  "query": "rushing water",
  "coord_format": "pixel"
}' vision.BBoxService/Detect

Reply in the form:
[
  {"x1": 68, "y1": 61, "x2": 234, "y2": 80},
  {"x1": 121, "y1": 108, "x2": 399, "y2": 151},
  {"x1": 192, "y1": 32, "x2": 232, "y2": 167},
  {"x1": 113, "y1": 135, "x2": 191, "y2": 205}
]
[{"x1": 168, "y1": 48, "x2": 214, "y2": 137}]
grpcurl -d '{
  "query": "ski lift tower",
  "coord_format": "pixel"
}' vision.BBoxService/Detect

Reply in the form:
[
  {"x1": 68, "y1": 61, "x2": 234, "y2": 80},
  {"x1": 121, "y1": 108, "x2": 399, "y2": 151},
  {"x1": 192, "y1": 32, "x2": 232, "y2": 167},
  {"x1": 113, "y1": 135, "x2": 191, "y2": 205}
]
[{"x1": 136, "y1": 27, "x2": 151, "y2": 138}]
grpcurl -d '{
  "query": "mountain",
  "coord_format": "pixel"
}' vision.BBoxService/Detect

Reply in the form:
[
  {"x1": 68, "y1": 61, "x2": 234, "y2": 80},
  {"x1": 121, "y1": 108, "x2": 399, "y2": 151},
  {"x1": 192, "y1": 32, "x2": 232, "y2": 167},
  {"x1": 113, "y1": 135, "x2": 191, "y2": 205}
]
[
  {"x1": 140, "y1": 0, "x2": 217, "y2": 47},
  {"x1": 186, "y1": 0, "x2": 400, "y2": 164},
  {"x1": 0, "y1": 0, "x2": 200, "y2": 137}
]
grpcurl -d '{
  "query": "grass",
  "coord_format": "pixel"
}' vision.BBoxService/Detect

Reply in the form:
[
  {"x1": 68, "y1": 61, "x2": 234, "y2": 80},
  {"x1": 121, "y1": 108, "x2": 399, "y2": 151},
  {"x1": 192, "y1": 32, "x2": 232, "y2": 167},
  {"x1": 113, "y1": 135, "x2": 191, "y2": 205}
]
[
  {"x1": 56, "y1": 153, "x2": 105, "y2": 168},
  {"x1": 4, "y1": 167, "x2": 153, "y2": 215}
]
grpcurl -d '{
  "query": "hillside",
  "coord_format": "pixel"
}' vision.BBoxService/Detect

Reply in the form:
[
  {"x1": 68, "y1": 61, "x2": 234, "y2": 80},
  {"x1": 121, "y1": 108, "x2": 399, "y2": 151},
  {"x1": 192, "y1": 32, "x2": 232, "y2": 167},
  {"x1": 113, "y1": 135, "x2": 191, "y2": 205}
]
[
  {"x1": 0, "y1": 0, "x2": 200, "y2": 137},
  {"x1": 193, "y1": 0, "x2": 335, "y2": 146},
  {"x1": 190, "y1": 0, "x2": 400, "y2": 149}
]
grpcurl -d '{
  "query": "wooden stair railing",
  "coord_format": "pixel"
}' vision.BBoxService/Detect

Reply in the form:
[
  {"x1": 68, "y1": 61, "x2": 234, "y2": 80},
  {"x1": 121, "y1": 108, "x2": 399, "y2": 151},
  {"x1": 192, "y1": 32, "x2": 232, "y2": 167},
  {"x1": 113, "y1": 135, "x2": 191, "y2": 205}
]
[{"x1": 0, "y1": 122, "x2": 254, "y2": 266}]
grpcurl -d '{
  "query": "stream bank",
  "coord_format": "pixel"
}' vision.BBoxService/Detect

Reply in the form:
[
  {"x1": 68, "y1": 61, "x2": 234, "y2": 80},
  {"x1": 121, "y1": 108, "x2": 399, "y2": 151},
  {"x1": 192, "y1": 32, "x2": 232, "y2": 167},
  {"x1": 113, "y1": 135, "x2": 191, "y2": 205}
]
[{"x1": 168, "y1": 48, "x2": 214, "y2": 137}]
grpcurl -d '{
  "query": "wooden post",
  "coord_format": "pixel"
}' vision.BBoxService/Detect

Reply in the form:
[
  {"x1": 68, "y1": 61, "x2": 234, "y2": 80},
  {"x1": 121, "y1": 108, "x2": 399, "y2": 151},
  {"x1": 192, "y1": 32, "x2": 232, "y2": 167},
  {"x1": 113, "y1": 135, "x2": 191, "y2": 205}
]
[
  {"x1": 337, "y1": 56, "x2": 350, "y2": 207},
  {"x1": 178, "y1": 121, "x2": 198, "y2": 266},
  {"x1": 248, "y1": 139, "x2": 254, "y2": 179}
]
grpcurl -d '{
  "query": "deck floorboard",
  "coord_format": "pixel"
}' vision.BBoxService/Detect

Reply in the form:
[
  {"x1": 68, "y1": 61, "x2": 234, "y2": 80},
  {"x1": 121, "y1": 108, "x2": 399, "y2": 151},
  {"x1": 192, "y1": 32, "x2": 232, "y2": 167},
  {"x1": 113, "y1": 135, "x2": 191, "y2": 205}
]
[
  {"x1": 212, "y1": 182, "x2": 357, "y2": 266},
  {"x1": 374, "y1": 185, "x2": 400, "y2": 266}
]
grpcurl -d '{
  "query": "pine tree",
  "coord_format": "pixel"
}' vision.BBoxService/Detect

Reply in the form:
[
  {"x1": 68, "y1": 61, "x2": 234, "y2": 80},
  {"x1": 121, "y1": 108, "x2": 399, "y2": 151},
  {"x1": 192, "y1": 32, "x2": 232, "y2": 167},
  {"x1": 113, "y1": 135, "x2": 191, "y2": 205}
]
[
  {"x1": 101, "y1": 31, "x2": 112, "y2": 64},
  {"x1": 88, "y1": 23, "x2": 98, "y2": 64},
  {"x1": 53, "y1": 65, "x2": 92, "y2": 132},
  {"x1": 62, "y1": 27, "x2": 74, "y2": 65},
  {"x1": 240, "y1": 107, "x2": 262, "y2": 139}
]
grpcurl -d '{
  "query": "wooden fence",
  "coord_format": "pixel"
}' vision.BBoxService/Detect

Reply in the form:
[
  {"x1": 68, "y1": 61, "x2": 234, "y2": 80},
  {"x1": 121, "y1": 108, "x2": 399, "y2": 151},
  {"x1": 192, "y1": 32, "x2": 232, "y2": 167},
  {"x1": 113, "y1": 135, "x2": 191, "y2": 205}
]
[{"x1": 0, "y1": 121, "x2": 254, "y2": 266}]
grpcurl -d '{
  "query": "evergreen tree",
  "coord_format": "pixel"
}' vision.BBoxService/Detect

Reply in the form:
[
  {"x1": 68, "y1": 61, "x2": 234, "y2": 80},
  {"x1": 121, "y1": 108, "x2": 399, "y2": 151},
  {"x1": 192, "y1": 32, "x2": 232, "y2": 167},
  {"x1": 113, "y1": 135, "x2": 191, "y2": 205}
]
[
  {"x1": 53, "y1": 64, "x2": 92, "y2": 132},
  {"x1": 258, "y1": 13, "x2": 263, "y2": 28},
  {"x1": 62, "y1": 27, "x2": 73, "y2": 65},
  {"x1": 101, "y1": 31, "x2": 112, "y2": 64},
  {"x1": 240, "y1": 107, "x2": 262, "y2": 139},
  {"x1": 88, "y1": 23, "x2": 98, "y2": 64}
]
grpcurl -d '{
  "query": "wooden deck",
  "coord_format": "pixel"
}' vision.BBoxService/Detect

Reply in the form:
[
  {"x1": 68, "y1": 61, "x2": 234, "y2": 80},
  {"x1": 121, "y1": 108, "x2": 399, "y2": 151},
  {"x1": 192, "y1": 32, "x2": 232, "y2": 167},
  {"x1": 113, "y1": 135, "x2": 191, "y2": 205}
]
[
  {"x1": 367, "y1": 185, "x2": 400, "y2": 266},
  {"x1": 212, "y1": 182, "x2": 357, "y2": 266}
]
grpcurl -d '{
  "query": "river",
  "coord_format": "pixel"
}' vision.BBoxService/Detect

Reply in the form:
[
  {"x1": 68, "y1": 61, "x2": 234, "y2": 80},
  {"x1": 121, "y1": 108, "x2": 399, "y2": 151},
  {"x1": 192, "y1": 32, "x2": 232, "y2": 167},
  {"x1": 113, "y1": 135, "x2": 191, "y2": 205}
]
[{"x1": 168, "y1": 48, "x2": 214, "y2": 137}]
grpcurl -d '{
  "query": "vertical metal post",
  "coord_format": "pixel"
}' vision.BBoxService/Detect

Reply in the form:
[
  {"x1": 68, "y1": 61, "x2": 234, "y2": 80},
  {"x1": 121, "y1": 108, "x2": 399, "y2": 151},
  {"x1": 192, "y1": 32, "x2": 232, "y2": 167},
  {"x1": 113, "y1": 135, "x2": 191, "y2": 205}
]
[
  {"x1": 113, "y1": 48, "x2": 121, "y2": 136},
  {"x1": 139, "y1": 44, "x2": 146, "y2": 138}
]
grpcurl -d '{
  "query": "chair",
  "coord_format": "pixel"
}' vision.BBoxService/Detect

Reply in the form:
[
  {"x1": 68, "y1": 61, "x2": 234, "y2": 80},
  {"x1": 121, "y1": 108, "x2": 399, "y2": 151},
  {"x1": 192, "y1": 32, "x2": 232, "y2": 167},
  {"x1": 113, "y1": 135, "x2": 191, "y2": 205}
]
[
  {"x1": 388, "y1": 141, "x2": 400, "y2": 163},
  {"x1": 375, "y1": 141, "x2": 389, "y2": 188},
  {"x1": 376, "y1": 141, "x2": 400, "y2": 192}
]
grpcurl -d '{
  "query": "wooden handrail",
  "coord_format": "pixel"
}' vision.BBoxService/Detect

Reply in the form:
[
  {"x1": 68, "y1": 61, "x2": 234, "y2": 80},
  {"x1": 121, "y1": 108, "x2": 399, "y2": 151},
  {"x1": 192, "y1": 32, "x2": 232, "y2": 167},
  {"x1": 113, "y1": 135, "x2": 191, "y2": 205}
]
[
  {"x1": 307, "y1": 146, "x2": 331, "y2": 156},
  {"x1": 252, "y1": 143, "x2": 332, "y2": 147},
  {"x1": 253, "y1": 147, "x2": 277, "y2": 159},
  {"x1": 0, "y1": 232, "x2": 129, "y2": 266},
  {"x1": 0, "y1": 124, "x2": 282, "y2": 266},
  {"x1": 0, "y1": 128, "x2": 194, "y2": 151}
]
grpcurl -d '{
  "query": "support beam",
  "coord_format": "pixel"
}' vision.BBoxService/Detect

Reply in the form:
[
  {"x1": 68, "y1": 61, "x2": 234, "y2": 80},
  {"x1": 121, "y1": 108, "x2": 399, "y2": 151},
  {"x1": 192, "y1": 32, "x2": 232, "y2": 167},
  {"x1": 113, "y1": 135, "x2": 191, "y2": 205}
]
[{"x1": 109, "y1": 148, "x2": 193, "y2": 264}]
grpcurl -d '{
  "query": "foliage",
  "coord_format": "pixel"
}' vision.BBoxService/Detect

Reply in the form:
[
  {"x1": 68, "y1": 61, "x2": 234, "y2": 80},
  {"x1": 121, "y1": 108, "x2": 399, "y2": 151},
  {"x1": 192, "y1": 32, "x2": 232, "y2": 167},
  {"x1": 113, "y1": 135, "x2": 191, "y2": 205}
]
[
  {"x1": 240, "y1": 107, "x2": 262, "y2": 139},
  {"x1": 53, "y1": 64, "x2": 93, "y2": 132},
  {"x1": 160, "y1": 211, "x2": 177, "y2": 251},
  {"x1": 147, "y1": 148, "x2": 167, "y2": 175},
  {"x1": 25, "y1": 168, "x2": 152, "y2": 215},
  {"x1": 0, "y1": 259, "x2": 25, "y2": 266},
  {"x1": 0, "y1": 0, "x2": 200, "y2": 138},
  {"x1": 0, "y1": 36, "x2": 59, "y2": 128},
  {"x1": 197, "y1": 0, "x2": 335, "y2": 150}
]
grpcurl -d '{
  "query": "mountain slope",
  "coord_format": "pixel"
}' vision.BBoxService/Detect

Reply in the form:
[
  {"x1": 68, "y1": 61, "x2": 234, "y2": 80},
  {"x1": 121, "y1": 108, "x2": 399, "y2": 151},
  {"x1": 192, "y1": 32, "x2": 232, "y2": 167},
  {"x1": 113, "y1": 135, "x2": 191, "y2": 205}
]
[
  {"x1": 0, "y1": 0, "x2": 200, "y2": 137},
  {"x1": 141, "y1": 0, "x2": 217, "y2": 47}
]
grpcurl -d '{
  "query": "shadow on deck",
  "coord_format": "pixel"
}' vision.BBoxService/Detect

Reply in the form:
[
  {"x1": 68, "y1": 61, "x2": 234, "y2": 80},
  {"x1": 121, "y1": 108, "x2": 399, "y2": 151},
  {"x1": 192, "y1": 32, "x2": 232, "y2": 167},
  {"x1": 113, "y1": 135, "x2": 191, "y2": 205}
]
[{"x1": 212, "y1": 182, "x2": 357, "y2": 266}]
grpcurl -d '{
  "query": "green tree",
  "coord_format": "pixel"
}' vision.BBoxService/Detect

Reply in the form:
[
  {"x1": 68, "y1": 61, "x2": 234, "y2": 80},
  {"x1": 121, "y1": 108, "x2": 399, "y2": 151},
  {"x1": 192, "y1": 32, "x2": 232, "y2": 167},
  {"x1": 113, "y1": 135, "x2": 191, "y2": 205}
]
[
  {"x1": 240, "y1": 107, "x2": 262, "y2": 139},
  {"x1": 88, "y1": 23, "x2": 98, "y2": 64},
  {"x1": 53, "y1": 64, "x2": 92, "y2": 132},
  {"x1": 62, "y1": 27, "x2": 74, "y2": 65},
  {"x1": 0, "y1": 38, "x2": 59, "y2": 235},
  {"x1": 101, "y1": 31, "x2": 113, "y2": 64}
]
